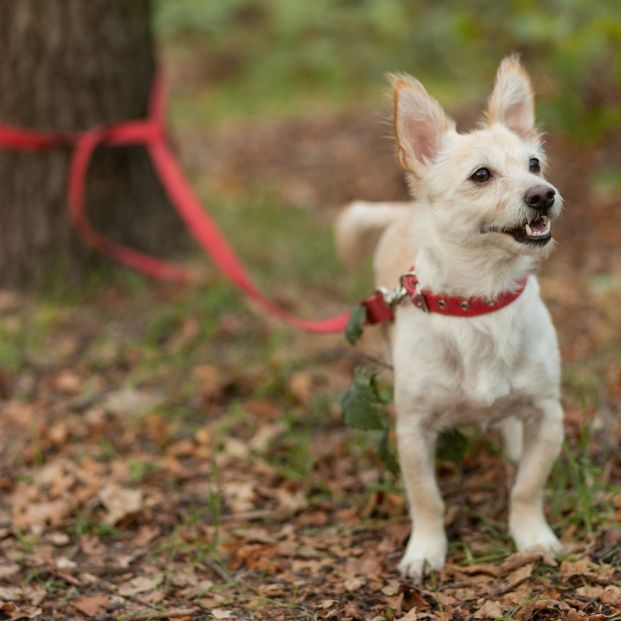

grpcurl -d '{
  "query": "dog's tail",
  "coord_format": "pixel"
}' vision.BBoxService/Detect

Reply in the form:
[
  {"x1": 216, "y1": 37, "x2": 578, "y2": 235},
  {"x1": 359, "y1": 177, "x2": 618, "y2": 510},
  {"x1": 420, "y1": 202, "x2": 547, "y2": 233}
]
[{"x1": 335, "y1": 201, "x2": 410, "y2": 271}]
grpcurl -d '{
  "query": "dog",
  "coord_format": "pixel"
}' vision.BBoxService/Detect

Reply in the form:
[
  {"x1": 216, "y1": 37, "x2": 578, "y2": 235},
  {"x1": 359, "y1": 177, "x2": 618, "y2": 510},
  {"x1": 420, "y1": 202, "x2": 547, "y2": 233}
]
[{"x1": 336, "y1": 56, "x2": 564, "y2": 580}]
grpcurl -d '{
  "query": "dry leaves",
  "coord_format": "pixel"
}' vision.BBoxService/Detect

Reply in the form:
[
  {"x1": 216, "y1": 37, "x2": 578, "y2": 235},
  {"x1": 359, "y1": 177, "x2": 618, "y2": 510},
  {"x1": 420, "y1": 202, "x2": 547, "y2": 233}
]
[
  {"x1": 73, "y1": 595, "x2": 109, "y2": 617},
  {"x1": 99, "y1": 483, "x2": 143, "y2": 525}
]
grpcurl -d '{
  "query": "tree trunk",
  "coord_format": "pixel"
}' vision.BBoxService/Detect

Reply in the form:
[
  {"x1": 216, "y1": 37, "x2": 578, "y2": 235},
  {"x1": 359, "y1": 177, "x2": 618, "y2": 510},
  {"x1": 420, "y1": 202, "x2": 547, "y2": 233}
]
[{"x1": 0, "y1": 0, "x2": 186, "y2": 287}]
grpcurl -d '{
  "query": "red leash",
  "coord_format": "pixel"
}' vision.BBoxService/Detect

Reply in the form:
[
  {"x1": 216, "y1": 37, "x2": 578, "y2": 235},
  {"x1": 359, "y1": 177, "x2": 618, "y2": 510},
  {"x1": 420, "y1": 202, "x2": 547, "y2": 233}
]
[{"x1": 0, "y1": 75, "x2": 350, "y2": 334}]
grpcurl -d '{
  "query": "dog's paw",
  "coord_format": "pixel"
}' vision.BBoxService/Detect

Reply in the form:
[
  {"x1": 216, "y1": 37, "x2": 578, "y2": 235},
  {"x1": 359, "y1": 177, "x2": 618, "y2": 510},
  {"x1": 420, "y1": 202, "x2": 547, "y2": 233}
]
[
  {"x1": 397, "y1": 534, "x2": 447, "y2": 582},
  {"x1": 511, "y1": 522, "x2": 562, "y2": 555}
]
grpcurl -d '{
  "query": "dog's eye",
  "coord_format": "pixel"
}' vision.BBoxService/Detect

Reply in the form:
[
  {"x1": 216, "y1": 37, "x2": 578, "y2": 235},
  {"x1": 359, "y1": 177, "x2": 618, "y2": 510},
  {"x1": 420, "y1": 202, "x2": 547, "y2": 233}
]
[
  {"x1": 470, "y1": 167, "x2": 491, "y2": 183},
  {"x1": 529, "y1": 157, "x2": 541, "y2": 173}
]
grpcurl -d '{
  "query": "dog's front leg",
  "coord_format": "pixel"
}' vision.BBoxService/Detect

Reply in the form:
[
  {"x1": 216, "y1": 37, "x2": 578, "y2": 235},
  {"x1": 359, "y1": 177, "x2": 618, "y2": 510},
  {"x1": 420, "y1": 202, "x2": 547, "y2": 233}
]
[
  {"x1": 499, "y1": 416, "x2": 523, "y2": 464},
  {"x1": 396, "y1": 413, "x2": 447, "y2": 580},
  {"x1": 509, "y1": 398, "x2": 564, "y2": 553}
]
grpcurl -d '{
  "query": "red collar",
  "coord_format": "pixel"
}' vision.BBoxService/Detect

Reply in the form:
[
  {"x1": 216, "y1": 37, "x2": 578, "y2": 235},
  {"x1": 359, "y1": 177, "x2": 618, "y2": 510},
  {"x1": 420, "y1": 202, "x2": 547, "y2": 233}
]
[{"x1": 362, "y1": 270, "x2": 528, "y2": 324}]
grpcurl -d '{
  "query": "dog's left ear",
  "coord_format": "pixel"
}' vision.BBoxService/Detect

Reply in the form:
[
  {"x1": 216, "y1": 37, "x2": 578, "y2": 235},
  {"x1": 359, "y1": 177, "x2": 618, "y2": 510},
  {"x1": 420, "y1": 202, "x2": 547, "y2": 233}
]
[
  {"x1": 391, "y1": 74, "x2": 455, "y2": 175},
  {"x1": 486, "y1": 55, "x2": 535, "y2": 138}
]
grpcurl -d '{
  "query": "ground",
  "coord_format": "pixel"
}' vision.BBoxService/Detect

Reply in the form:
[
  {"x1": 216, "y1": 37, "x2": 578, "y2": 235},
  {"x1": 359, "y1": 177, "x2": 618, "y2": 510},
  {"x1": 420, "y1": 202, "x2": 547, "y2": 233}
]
[{"x1": 1, "y1": 33, "x2": 621, "y2": 621}]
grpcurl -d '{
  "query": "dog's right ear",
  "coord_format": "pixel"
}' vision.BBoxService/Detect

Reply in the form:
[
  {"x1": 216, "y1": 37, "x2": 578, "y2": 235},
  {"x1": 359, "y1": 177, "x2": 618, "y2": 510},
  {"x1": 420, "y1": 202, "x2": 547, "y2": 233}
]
[
  {"x1": 391, "y1": 74, "x2": 454, "y2": 175},
  {"x1": 486, "y1": 55, "x2": 535, "y2": 138}
]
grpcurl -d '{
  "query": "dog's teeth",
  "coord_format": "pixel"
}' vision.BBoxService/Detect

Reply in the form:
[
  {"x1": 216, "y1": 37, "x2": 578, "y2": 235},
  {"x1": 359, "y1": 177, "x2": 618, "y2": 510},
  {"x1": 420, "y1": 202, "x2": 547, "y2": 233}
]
[{"x1": 525, "y1": 223, "x2": 533, "y2": 236}]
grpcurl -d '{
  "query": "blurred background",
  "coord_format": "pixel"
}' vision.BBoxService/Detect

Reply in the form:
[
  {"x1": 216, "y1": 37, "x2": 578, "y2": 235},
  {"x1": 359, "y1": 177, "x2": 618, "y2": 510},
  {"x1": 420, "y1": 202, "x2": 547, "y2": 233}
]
[
  {"x1": 158, "y1": 0, "x2": 621, "y2": 138},
  {"x1": 0, "y1": 1, "x2": 620, "y2": 619}
]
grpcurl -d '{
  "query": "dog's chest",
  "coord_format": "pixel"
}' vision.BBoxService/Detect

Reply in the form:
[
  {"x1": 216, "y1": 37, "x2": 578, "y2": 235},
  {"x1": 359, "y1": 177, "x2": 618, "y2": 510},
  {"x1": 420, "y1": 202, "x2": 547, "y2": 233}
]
[
  {"x1": 438, "y1": 321, "x2": 520, "y2": 415},
  {"x1": 392, "y1": 303, "x2": 541, "y2": 424}
]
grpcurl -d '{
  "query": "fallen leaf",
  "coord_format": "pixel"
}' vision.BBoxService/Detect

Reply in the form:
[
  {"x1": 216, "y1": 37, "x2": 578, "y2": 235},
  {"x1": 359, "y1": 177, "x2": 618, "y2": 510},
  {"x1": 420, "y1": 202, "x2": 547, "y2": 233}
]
[
  {"x1": 601, "y1": 585, "x2": 621, "y2": 606},
  {"x1": 12, "y1": 500, "x2": 71, "y2": 530},
  {"x1": 274, "y1": 487, "x2": 307, "y2": 512},
  {"x1": 224, "y1": 481, "x2": 255, "y2": 513},
  {"x1": 0, "y1": 602, "x2": 42, "y2": 619},
  {"x1": 576, "y1": 585, "x2": 604, "y2": 599},
  {"x1": 397, "y1": 609, "x2": 418, "y2": 621},
  {"x1": 73, "y1": 595, "x2": 109, "y2": 617},
  {"x1": 0, "y1": 564, "x2": 20, "y2": 580},
  {"x1": 104, "y1": 387, "x2": 163, "y2": 417},
  {"x1": 179, "y1": 580, "x2": 215, "y2": 599},
  {"x1": 0, "y1": 587, "x2": 22, "y2": 602},
  {"x1": 56, "y1": 557, "x2": 77, "y2": 570},
  {"x1": 381, "y1": 580, "x2": 401, "y2": 596},
  {"x1": 500, "y1": 552, "x2": 543, "y2": 575},
  {"x1": 118, "y1": 574, "x2": 161, "y2": 597},
  {"x1": 249, "y1": 423, "x2": 285, "y2": 453},
  {"x1": 474, "y1": 600, "x2": 504, "y2": 619},
  {"x1": 191, "y1": 364, "x2": 229, "y2": 401},
  {"x1": 495, "y1": 563, "x2": 534, "y2": 595},
  {"x1": 47, "y1": 532, "x2": 70, "y2": 546},
  {"x1": 288, "y1": 371, "x2": 313, "y2": 402},
  {"x1": 448, "y1": 563, "x2": 499, "y2": 577},
  {"x1": 99, "y1": 483, "x2": 142, "y2": 525},
  {"x1": 54, "y1": 370, "x2": 82, "y2": 394},
  {"x1": 343, "y1": 576, "x2": 365, "y2": 592},
  {"x1": 559, "y1": 559, "x2": 591, "y2": 579}
]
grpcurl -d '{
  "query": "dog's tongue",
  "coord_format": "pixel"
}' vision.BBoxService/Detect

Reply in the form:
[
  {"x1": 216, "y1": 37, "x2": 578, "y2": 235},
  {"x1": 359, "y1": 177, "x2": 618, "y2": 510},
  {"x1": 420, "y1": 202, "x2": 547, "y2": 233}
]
[{"x1": 529, "y1": 217, "x2": 547, "y2": 233}]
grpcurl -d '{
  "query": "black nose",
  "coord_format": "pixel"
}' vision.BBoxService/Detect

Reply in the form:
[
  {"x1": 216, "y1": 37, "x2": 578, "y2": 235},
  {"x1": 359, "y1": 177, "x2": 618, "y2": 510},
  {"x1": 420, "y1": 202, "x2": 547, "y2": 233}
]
[{"x1": 524, "y1": 185, "x2": 556, "y2": 211}]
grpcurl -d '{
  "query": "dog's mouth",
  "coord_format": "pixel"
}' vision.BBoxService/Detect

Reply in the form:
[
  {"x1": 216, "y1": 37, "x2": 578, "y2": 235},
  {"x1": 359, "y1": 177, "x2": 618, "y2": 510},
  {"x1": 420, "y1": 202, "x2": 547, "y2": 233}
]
[{"x1": 485, "y1": 215, "x2": 552, "y2": 246}]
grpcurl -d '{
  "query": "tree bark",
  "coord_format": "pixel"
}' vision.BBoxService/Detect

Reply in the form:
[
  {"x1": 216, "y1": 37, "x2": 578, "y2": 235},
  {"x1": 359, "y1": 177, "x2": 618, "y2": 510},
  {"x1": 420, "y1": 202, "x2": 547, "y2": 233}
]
[{"x1": 0, "y1": 0, "x2": 186, "y2": 287}]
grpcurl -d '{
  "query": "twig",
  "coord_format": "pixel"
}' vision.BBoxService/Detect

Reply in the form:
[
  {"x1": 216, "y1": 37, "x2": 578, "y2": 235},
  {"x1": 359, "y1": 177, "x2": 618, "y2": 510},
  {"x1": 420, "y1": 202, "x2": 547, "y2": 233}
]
[
  {"x1": 125, "y1": 609, "x2": 197, "y2": 621},
  {"x1": 203, "y1": 557, "x2": 235, "y2": 583},
  {"x1": 48, "y1": 388, "x2": 114, "y2": 414},
  {"x1": 28, "y1": 563, "x2": 134, "y2": 576},
  {"x1": 220, "y1": 509, "x2": 276, "y2": 523},
  {"x1": 353, "y1": 350, "x2": 394, "y2": 371}
]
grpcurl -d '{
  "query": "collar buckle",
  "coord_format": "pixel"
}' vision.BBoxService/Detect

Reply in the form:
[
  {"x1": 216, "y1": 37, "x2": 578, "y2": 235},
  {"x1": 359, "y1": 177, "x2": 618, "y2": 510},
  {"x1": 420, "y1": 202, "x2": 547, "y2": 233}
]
[
  {"x1": 399, "y1": 270, "x2": 429, "y2": 313},
  {"x1": 412, "y1": 291, "x2": 429, "y2": 312},
  {"x1": 376, "y1": 284, "x2": 408, "y2": 309}
]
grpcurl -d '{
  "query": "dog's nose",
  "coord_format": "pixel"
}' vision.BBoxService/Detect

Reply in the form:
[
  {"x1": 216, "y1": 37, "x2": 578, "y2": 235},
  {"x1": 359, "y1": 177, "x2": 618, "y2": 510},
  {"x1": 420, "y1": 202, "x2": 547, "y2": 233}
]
[{"x1": 524, "y1": 185, "x2": 556, "y2": 211}]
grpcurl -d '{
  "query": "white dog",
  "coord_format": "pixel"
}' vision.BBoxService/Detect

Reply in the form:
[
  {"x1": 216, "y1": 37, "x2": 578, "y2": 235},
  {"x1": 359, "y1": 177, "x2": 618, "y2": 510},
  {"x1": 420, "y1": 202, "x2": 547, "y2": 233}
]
[{"x1": 336, "y1": 56, "x2": 564, "y2": 580}]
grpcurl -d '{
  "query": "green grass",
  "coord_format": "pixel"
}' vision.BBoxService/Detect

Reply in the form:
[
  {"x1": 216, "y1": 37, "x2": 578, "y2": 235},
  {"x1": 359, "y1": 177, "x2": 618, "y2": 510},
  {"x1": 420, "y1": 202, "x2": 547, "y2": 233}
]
[
  {"x1": 156, "y1": 0, "x2": 621, "y2": 139},
  {"x1": 548, "y1": 436, "x2": 618, "y2": 537},
  {"x1": 0, "y1": 305, "x2": 55, "y2": 370},
  {"x1": 198, "y1": 191, "x2": 370, "y2": 297}
]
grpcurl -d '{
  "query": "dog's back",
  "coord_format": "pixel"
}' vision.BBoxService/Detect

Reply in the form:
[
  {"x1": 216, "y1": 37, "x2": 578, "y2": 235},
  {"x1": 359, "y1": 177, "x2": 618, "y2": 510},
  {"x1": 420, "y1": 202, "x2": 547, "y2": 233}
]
[{"x1": 335, "y1": 200, "x2": 415, "y2": 287}]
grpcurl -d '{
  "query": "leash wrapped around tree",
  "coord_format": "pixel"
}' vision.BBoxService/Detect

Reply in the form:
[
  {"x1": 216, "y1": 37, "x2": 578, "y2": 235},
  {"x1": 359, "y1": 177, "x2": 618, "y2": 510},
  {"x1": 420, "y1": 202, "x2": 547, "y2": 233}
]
[{"x1": 0, "y1": 74, "x2": 352, "y2": 334}]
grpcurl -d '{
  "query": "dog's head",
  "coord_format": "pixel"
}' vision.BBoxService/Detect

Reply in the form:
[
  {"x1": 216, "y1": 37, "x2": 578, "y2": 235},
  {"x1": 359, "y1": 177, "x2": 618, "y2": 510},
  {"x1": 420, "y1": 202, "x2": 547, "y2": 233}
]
[{"x1": 392, "y1": 56, "x2": 562, "y2": 256}]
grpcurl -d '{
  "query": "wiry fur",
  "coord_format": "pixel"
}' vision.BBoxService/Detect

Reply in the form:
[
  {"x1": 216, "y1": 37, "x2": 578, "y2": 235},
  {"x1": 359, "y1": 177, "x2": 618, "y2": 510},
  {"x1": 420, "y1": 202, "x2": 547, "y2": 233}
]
[{"x1": 335, "y1": 56, "x2": 565, "y2": 581}]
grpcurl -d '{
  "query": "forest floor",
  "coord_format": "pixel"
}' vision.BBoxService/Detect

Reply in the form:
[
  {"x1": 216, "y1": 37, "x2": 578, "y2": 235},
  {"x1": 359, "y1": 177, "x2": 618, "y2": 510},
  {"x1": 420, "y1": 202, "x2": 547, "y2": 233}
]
[{"x1": 1, "y1": 48, "x2": 621, "y2": 621}]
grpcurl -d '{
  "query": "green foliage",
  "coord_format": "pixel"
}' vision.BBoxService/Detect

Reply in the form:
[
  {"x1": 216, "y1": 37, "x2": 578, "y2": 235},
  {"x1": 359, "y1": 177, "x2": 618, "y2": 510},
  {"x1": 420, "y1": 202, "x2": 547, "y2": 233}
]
[
  {"x1": 0, "y1": 305, "x2": 57, "y2": 371},
  {"x1": 549, "y1": 423, "x2": 616, "y2": 536},
  {"x1": 345, "y1": 304, "x2": 366, "y2": 345},
  {"x1": 437, "y1": 428, "x2": 470, "y2": 463},
  {"x1": 341, "y1": 366, "x2": 398, "y2": 473},
  {"x1": 378, "y1": 428, "x2": 400, "y2": 475},
  {"x1": 342, "y1": 366, "x2": 386, "y2": 431},
  {"x1": 156, "y1": 0, "x2": 621, "y2": 140}
]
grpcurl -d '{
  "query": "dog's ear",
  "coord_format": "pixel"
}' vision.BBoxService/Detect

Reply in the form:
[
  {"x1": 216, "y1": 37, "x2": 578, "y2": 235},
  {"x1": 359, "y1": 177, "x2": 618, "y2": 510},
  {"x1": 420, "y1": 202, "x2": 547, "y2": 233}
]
[
  {"x1": 391, "y1": 74, "x2": 454, "y2": 174},
  {"x1": 486, "y1": 55, "x2": 535, "y2": 138}
]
